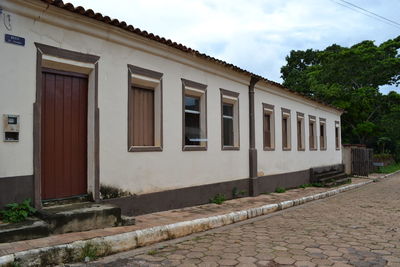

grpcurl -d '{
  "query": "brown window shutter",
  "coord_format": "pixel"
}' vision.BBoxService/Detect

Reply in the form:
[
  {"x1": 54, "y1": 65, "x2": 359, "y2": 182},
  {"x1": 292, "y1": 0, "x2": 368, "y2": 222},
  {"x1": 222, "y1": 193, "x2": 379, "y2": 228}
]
[
  {"x1": 309, "y1": 122, "x2": 314, "y2": 149},
  {"x1": 297, "y1": 120, "x2": 302, "y2": 149},
  {"x1": 131, "y1": 86, "x2": 155, "y2": 146},
  {"x1": 282, "y1": 118, "x2": 287, "y2": 148},
  {"x1": 264, "y1": 114, "x2": 271, "y2": 148}
]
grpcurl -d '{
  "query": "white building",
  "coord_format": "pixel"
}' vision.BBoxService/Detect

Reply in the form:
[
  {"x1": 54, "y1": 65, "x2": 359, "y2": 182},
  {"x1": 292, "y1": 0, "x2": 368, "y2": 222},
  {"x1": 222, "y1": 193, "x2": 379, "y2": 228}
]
[{"x1": 0, "y1": 0, "x2": 343, "y2": 215}]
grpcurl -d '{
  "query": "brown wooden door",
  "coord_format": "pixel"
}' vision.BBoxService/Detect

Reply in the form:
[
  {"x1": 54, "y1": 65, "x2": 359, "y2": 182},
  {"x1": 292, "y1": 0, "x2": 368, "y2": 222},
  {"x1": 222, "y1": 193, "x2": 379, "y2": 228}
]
[{"x1": 41, "y1": 69, "x2": 88, "y2": 200}]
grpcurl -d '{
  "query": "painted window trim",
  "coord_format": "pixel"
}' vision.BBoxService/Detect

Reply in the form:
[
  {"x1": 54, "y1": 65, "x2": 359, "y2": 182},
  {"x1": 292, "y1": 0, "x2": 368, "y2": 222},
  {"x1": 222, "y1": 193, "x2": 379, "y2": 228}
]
[
  {"x1": 297, "y1": 112, "x2": 305, "y2": 151},
  {"x1": 263, "y1": 103, "x2": 275, "y2": 151},
  {"x1": 281, "y1": 108, "x2": 292, "y2": 151},
  {"x1": 309, "y1": 115, "x2": 317, "y2": 151},
  {"x1": 220, "y1": 89, "x2": 240, "y2": 151},
  {"x1": 319, "y1": 118, "x2": 327, "y2": 151},
  {"x1": 128, "y1": 64, "x2": 163, "y2": 152},
  {"x1": 182, "y1": 78, "x2": 208, "y2": 151},
  {"x1": 335, "y1": 120, "x2": 341, "y2": 150}
]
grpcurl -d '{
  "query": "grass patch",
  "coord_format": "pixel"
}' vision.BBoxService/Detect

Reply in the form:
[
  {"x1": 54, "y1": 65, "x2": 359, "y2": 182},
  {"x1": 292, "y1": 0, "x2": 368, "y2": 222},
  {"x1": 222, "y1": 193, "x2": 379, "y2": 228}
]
[
  {"x1": 376, "y1": 163, "x2": 400, "y2": 174},
  {"x1": 275, "y1": 187, "x2": 286, "y2": 193},
  {"x1": 0, "y1": 198, "x2": 36, "y2": 223},
  {"x1": 147, "y1": 249, "x2": 158, "y2": 255},
  {"x1": 298, "y1": 182, "x2": 325, "y2": 189},
  {"x1": 210, "y1": 194, "x2": 226, "y2": 205},
  {"x1": 80, "y1": 242, "x2": 99, "y2": 261},
  {"x1": 298, "y1": 183, "x2": 312, "y2": 189},
  {"x1": 79, "y1": 241, "x2": 111, "y2": 262}
]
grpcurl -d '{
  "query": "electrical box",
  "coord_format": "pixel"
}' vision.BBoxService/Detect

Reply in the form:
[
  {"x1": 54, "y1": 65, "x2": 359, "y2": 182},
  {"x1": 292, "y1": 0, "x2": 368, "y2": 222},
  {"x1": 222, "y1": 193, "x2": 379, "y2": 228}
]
[{"x1": 3, "y1": 114, "x2": 20, "y2": 142}]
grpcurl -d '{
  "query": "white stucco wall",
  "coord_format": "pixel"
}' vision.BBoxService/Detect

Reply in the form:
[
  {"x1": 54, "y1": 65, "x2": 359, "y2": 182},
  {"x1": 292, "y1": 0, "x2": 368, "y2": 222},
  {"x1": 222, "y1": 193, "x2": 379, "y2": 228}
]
[
  {"x1": 255, "y1": 83, "x2": 342, "y2": 176},
  {"x1": 0, "y1": 0, "x2": 342, "y2": 195}
]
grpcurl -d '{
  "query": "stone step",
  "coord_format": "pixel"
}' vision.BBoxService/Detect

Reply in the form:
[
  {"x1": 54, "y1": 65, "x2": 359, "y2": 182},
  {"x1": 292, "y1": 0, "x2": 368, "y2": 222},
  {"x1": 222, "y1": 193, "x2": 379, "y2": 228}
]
[{"x1": 37, "y1": 202, "x2": 123, "y2": 234}]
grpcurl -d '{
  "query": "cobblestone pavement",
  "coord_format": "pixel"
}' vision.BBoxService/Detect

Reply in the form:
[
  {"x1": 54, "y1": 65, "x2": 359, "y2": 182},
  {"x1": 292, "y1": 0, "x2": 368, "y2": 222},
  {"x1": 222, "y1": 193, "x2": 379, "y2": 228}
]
[{"x1": 83, "y1": 174, "x2": 400, "y2": 267}]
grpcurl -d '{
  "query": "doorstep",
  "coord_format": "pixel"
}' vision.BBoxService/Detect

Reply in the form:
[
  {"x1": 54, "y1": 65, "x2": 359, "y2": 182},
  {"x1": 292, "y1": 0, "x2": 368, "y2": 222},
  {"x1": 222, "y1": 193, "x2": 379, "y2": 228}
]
[
  {"x1": 37, "y1": 202, "x2": 122, "y2": 234},
  {"x1": 0, "y1": 177, "x2": 378, "y2": 266}
]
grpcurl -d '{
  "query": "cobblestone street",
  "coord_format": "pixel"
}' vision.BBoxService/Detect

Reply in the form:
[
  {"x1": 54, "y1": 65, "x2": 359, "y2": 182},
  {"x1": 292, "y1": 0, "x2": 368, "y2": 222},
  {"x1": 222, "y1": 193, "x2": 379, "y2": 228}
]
[{"x1": 83, "y1": 174, "x2": 400, "y2": 267}]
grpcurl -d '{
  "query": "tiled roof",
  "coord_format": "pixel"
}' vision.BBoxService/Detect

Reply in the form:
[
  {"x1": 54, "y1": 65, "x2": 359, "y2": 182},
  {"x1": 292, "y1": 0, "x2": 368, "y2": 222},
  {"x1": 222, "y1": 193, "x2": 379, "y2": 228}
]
[{"x1": 39, "y1": 0, "x2": 343, "y2": 112}]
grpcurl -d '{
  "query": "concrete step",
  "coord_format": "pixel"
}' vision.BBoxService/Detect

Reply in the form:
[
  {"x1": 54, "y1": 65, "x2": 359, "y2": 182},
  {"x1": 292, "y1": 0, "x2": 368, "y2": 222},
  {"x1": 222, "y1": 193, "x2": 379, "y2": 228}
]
[
  {"x1": 0, "y1": 218, "x2": 49, "y2": 243},
  {"x1": 324, "y1": 177, "x2": 351, "y2": 187},
  {"x1": 315, "y1": 170, "x2": 343, "y2": 179},
  {"x1": 37, "y1": 202, "x2": 123, "y2": 234},
  {"x1": 319, "y1": 173, "x2": 347, "y2": 183}
]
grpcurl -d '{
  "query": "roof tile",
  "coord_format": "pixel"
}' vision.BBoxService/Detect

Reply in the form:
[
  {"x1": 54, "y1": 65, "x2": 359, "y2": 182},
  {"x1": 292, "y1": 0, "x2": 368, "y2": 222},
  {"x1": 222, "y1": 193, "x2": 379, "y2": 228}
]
[{"x1": 38, "y1": 0, "x2": 343, "y2": 112}]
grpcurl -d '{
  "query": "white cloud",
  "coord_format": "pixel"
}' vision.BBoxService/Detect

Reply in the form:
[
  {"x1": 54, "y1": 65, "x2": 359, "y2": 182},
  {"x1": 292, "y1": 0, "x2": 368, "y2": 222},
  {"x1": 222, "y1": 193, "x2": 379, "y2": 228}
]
[{"x1": 67, "y1": 0, "x2": 400, "y2": 91}]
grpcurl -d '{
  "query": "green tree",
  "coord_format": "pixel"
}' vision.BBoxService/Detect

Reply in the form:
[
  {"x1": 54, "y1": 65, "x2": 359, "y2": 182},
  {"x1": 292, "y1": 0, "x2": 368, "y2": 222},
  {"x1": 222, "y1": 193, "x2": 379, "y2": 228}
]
[{"x1": 280, "y1": 36, "x2": 400, "y2": 154}]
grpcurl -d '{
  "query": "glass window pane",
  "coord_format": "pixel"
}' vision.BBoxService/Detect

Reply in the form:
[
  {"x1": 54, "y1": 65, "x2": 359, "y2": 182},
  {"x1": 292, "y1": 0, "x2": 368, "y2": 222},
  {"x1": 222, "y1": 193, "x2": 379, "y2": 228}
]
[
  {"x1": 185, "y1": 112, "x2": 200, "y2": 145},
  {"x1": 223, "y1": 117, "x2": 234, "y2": 146},
  {"x1": 185, "y1": 95, "x2": 200, "y2": 112},
  {"x1": 223, "y1": 103, "x2": 233, "y2": 117}
]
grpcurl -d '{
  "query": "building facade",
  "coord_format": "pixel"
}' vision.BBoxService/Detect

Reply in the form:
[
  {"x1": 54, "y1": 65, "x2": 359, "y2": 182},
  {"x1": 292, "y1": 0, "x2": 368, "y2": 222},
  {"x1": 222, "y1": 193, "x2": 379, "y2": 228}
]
[{"x1": 0, "y1": 0, "x2": 342, "y2": 215}]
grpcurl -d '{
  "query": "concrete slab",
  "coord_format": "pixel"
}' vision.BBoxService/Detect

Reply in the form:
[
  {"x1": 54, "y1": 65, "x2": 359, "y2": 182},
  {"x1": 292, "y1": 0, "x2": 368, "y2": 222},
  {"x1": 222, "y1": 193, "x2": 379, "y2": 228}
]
[
  {"x1": 37, "y1": 203, "x2": 122, "y2": 234},
  {"x1": 0, "y1": 218, "x2": 49, "y2": 243}
]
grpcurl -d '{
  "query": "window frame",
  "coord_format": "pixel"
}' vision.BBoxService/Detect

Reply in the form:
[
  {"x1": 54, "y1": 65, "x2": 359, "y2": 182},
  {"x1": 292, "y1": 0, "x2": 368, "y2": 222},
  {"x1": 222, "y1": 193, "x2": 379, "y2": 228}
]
[
  {"x1": 319, "y1": 118, "x2": 327, "y2": 151},
  {"x1": 263, "y1": 103, "x2": 275, "y2": 151},
  {"x1": 309, "y1": 115, "x2": 317, "y2": 151},
  {"x1": 297, "y1": 112, "x2": 305, "y2": 151},
  {"x1": 128, "y1": 64, "x2": 163, "y2": 152},
  {"x1": 335, "y1": 120, "x2": 341, "y2": 150},
  {"x1": 220, "y1": 89, "x2": 240, "y2": 150},
  {"x1": 182, "y1": 78, "x2": 208, "y2": 151},
  {"x1": 281, "y1": 108, "x2": 292, "y2": 151}
]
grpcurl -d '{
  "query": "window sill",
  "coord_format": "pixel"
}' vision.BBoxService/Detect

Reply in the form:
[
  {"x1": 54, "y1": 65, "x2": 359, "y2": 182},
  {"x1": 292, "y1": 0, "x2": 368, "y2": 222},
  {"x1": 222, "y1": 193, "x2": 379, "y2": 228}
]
[
  {"x1": 297, "y1": 148, "x2": 305, "y2": 151},
  {"x1": 336, "y1": 147, "x2": 341, "y2": 151},
  {"x1": 128, "y1": 146, "x2": 163, "y2": 152},
  {"x1": 263, "y1": 147, "x2": 275, "y2": 151},
  {"x1": 183, "y1": 146, "x2": 207, "y2": 151},
  {"x1": 320, "y1": 148, "x2": 327, "y2": 151},
  {"x1": 222, "y1": 146, "x2": 240, "y2": 151},
  {"x1": 309, "y1": 148, "x2": 318, "y2": 151},
  {"x1": 282, "y1": 147, "x2": 292, "y2": 151}
]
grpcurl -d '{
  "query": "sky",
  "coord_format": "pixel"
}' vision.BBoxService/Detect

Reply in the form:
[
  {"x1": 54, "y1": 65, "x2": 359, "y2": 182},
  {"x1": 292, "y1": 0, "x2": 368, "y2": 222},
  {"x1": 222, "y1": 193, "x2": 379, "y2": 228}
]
[{"x1": 67, "y1": 0, "x2": 400, "y2": 94}]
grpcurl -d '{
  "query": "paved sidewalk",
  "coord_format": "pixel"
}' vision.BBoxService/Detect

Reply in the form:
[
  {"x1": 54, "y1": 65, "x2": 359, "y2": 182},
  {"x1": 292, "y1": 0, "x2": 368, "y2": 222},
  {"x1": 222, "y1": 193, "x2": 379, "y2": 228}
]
[
  {"x1": 84, "y1": 172, "x2": 400, "y2": 267},
  {"x1": 0, "y1": 178, "x2": 369, "y2": 258}
]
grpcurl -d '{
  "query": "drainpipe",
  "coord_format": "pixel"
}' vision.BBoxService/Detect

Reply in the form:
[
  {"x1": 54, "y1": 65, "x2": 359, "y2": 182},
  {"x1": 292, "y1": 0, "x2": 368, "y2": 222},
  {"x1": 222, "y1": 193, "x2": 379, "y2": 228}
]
[{"x1": 248, "y1": 76, "x2": 260, "y2": 196}]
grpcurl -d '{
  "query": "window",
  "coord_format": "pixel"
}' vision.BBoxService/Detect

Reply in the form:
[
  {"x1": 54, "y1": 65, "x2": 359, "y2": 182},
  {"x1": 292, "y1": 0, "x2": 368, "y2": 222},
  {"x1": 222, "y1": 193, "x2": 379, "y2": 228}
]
[
  {"x1": 182, "y1": 78, "x2": 207, "y2": 151},
  {"x1": 319, "y1": 118, "x2": 327, "y2": 150},
  {"x1": 220, "y1": 89, "x2": 240, "y2": 150},
  {"x1": 281, "y1": 108, "x2": 291, "y2": 150},
  {"x1": 297, "y1": 112, "x2": 305, "y2": 151},
  {"x1": 335, "y1": 121, "x2": 340, "y2": 150},
  {"x1": 128, "y1": 65, "x2": 163, "y2": 152},
  {"x1": 309, "y1": 115, "x2": 317, "y2": 150},
  {"x1": 263, "y1": 103, "x2": 275, "y2": 150}
]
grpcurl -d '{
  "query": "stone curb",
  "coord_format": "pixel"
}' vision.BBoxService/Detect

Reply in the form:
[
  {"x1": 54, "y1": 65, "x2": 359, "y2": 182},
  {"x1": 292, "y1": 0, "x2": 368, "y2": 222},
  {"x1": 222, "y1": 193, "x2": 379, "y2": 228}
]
[
  {"x1": 0, "y1": 179, "x2": 374, "y2": 266},
  {"x1": 372, "y1": 169, "x2": 400, "y2": 181}
]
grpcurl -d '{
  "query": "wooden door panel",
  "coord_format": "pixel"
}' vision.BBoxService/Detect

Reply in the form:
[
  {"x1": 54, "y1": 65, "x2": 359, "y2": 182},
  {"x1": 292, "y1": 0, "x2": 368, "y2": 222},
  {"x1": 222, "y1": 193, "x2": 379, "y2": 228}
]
[{"x1": 41, "y1": 69, "x2": 88, "y2": 200}]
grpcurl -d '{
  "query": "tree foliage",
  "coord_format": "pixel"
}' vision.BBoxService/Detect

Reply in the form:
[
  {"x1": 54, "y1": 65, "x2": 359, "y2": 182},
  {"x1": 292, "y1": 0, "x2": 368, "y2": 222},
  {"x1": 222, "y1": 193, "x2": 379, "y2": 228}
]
[{"x1": 280, "y1": 36, "x2": 400, "y2": 158}]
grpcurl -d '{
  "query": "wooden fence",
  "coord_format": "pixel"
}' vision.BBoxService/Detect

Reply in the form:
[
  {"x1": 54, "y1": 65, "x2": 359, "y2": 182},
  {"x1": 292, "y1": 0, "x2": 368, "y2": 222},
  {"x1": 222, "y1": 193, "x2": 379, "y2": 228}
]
[{"x1": 351, "y1": 147, "x2": 374, "y2": 176}]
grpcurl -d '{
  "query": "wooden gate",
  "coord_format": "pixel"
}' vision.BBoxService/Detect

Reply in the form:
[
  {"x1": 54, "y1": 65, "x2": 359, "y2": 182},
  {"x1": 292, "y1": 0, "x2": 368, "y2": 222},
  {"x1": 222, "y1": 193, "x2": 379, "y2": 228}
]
[{"x1": 351, "y1": 147, "x2": 373, "y2": 176}]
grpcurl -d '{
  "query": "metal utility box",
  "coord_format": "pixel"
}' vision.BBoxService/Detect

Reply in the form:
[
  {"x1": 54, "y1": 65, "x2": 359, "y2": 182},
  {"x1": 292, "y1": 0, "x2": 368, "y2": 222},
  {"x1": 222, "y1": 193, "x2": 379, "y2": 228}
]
[{"x1": 3, "y1": 114, "x2": 20, "y2": 142}]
